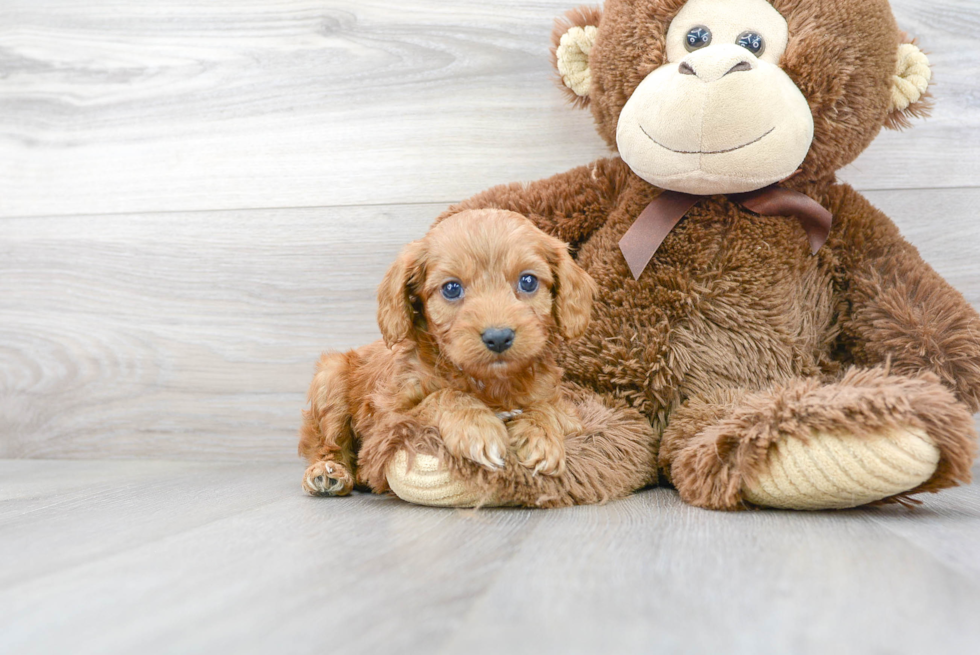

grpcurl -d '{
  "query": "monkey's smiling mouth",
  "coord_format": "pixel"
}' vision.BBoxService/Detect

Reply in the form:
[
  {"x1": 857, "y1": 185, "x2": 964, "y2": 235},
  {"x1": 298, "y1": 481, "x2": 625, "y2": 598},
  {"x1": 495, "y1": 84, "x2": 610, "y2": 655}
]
[{"x1": 639, "y1": 125, "x2": 775, "y2": 155}]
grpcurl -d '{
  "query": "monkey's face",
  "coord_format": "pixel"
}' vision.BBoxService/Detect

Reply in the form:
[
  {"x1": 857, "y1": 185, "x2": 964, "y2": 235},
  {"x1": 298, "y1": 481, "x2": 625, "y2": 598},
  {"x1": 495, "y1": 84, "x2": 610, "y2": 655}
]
[
  {"x1": 615, "y1": 0, "x2": 812, "y2": 195},
  {"x1": 553, "y1": 0, "x2": 932, "y2": 193}
]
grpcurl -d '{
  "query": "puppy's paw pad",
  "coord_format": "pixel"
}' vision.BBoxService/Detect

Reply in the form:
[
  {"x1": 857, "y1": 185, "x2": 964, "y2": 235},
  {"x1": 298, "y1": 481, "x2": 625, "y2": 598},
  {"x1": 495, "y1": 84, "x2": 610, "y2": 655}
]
[
  {"x1": 517, "y1": 445, "x2": 566, "y2": 477},
  {"x1": 443, "y1": 414, "x2": 509, "y2": 470},
  {"x1": 303, "y1": 460, "x2": 354, "y2": 497},
  {"x1": 468, "y1": 439, "x2": 506, "y2": 470},
  {"x1": 514, "y1": 427, "x2": 566, "y2": 477}
]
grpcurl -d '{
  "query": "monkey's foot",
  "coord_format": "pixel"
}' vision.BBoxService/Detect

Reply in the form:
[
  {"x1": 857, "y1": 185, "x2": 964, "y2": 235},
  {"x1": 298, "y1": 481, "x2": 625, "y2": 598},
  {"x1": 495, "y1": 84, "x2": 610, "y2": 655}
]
[
  {"x1": 385, "y1": 450, "x2": 503, "y2": 508},
  {"x1": 741, "y1": 426, "x2": 940, "y2": 510}
]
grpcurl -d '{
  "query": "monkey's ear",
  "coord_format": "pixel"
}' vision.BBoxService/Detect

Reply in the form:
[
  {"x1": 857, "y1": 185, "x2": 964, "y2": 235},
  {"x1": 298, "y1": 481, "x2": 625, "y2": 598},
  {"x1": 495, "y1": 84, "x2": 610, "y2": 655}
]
[
  {"x1": 548, "y1": 237, "x2": 597, "y2": 340},
  {"x1": 551, "y1": 6, "x2": 602, "y2": 107},
  {"x1": 377, "y1": 240, "x2": 426, "y2": 348},
  {"x1": 885, "y1": 40, "x2": 933, "y2": 130}
]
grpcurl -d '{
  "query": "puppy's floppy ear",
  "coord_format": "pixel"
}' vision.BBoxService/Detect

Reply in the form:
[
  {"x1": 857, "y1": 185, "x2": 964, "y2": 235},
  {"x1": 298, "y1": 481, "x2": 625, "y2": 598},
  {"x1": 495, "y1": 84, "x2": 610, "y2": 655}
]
[
  {"x1": 548, "y1": 236, "x2": 597, "y2": 340},
  {"x1": 377, "y1": 240, "x2": 426, "y2": 348}
]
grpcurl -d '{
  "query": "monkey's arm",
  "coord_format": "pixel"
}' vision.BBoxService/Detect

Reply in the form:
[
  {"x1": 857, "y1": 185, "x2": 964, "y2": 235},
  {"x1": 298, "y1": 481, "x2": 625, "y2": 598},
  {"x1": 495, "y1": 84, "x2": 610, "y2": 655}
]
[
  {"x1": 437, "y1": 157, "x2": 631, "y2": 247},
  {"x1": 829, "y1": 184, "x2": 980, "y2": 412}
]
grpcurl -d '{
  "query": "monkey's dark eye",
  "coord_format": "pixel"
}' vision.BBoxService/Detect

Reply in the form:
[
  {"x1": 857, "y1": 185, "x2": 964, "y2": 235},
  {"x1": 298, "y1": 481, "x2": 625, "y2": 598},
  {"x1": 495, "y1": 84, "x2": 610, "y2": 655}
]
[
  {"x1": 736, "y1": 31, "x2": 765, "y2": 56},
  {"x1": 518, "y1": 274, "x2": 538, "y2": 294},
  {"x1": 441, "y1": 280, "x2": 463, "y2": 300},
  {"x1": 684, "y1": 26, "x2": 711, "y2": 52}
]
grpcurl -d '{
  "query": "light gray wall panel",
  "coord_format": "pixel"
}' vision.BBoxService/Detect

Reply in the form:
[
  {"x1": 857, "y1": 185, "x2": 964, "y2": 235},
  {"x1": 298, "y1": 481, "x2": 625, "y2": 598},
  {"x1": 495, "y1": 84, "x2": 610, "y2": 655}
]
[{"x1": 0, "y1": 0, "x2": 976, "y2": 218}]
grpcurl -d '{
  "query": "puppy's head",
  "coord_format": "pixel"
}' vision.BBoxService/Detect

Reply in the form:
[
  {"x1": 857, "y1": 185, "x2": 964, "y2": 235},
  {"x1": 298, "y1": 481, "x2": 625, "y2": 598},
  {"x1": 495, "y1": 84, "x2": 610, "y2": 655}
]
[{"x1": 377, "y1": 209, "x2": 596, "y2": 378}]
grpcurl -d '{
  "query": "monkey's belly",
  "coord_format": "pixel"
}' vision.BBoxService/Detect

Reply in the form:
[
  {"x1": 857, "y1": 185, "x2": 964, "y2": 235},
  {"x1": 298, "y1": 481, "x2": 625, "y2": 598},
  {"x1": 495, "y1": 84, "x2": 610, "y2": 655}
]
[{"x1": 564, "y1": 216, "x2": 835, "y2": 416}]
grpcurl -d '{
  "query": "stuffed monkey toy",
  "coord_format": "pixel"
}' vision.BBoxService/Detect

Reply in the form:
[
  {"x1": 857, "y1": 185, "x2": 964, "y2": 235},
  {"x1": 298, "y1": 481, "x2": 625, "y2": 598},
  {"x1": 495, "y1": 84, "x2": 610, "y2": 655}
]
[{"x1": 352, "y1": 0, "x2": 980, "y2": 510}]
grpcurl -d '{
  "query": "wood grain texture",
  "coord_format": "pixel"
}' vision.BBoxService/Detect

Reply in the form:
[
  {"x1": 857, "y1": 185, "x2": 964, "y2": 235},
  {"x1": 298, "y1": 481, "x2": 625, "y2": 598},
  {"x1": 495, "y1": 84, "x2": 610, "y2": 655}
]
[
  {"x1": 0, "y1": 203, "x2": 437, "y2": 460},
  {"x1": 1, "y1": 459, "x2": 979, "y2": 655},
  {"x1": 3, "y1": 189, "x2": 979, "y2": 461},
  {"x1": 0, "y1": 0, "x2": 978, "y2": 219}
]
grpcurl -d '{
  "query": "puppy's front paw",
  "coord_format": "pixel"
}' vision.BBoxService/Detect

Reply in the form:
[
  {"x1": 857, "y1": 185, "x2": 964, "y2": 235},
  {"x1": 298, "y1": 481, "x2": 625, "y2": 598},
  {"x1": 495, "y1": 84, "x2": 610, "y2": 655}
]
[
  {"x1": 303, "y1": 460, "x2": 354, "y2": 497},
  {"x1": 441, "y1": 411, "x2": 508, "y2": 470},
  {"x1": 511, "y1": 418, "x2": 566, "y2": 476}
]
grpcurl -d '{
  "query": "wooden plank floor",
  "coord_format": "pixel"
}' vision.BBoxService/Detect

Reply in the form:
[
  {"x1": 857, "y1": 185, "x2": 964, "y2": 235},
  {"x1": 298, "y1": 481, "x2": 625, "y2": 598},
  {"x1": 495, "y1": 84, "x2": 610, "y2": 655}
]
[{"x1": 2, "y1": 460, "x2": 980, "y2": 655}]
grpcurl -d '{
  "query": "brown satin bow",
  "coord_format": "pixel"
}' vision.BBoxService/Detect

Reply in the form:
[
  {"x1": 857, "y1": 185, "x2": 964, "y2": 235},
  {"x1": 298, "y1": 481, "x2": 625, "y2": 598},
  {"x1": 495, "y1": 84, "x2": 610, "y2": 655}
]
[{"x1": 618, "y1": 185, "x2": 833, "y2": 280}]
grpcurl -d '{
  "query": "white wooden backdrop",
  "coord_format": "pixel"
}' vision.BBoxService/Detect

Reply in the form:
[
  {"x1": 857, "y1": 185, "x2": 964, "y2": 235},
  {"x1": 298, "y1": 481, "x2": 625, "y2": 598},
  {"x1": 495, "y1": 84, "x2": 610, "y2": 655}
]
[{"x1": 2, "y1": 0, "x2": 978, "y2": 461}]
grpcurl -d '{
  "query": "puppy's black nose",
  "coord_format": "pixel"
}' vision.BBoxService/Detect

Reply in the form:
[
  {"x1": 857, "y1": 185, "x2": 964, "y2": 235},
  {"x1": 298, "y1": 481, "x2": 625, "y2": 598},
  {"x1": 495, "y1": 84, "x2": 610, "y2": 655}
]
[{"x1": 482, "y1": 328, "x2": 515, "y2": 353}]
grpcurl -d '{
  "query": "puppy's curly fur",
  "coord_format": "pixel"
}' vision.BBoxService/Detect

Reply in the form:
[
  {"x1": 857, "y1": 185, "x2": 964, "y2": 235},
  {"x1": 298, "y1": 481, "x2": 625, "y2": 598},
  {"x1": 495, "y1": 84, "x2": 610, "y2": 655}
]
[{"x1": 298, "y1": 209, "x2": 598, "y2": 496}]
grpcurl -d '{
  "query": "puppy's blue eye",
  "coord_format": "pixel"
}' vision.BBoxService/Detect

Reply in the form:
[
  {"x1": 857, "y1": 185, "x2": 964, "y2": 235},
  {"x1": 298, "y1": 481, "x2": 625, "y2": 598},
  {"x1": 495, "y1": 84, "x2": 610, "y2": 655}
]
[
  {"x1": 441, "y1": 280, "x2": 463, "y2": 300},
  {"x1": 518, "y1": 274, "x2": 538, "y2": 293},
  {"x1": 685, "y1": 26, "x2": 711, "y2": 52}
]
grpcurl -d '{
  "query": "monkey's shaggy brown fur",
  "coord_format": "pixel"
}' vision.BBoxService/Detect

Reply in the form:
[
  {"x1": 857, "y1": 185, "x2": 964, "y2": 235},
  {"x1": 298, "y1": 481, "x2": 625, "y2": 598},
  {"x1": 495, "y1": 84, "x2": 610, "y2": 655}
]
[{"x1": 389, "y1": 0, "x2": 978, "y2": 510}]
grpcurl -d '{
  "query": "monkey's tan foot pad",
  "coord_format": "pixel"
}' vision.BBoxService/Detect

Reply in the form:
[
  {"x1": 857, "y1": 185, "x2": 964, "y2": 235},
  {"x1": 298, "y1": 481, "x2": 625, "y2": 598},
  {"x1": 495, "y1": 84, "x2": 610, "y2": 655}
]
[
  {"x1": 741, "y1": 427, "x2": 940, "y2": 510},
  {"x1": 385, "y1": 450, "x2": 504, "y2": 508}
]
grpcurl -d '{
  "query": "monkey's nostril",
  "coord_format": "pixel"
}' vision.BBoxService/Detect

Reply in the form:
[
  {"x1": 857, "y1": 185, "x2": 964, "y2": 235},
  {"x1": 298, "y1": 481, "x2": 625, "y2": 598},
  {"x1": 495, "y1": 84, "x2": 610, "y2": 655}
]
[
  {"x1": 725, "y1": 61, "x2": 753, "y2": 75},
  {"x1": 482, "y1": 328, "x2": 515, "y2": 353},
  {"x1": 678, "y1": 61, "x2": 696, "y2": 76}
]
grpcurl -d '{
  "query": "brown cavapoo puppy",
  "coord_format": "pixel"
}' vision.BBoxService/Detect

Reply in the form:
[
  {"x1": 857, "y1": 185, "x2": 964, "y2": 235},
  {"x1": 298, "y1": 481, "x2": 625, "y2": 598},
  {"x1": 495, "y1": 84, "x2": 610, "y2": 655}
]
[{"x1": 299, "y1": 208, "x2": 597, "y2": 496}]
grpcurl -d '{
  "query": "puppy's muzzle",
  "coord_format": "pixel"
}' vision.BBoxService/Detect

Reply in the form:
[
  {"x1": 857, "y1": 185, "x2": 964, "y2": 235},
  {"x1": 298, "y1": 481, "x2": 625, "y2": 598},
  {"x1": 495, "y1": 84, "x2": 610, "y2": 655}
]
[{"x1": 482, "y1": 327, "x2": 515, "y2": 353}]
